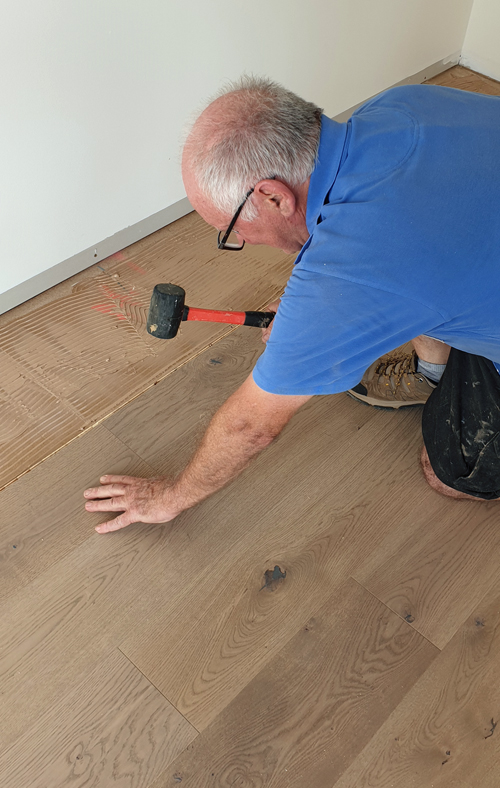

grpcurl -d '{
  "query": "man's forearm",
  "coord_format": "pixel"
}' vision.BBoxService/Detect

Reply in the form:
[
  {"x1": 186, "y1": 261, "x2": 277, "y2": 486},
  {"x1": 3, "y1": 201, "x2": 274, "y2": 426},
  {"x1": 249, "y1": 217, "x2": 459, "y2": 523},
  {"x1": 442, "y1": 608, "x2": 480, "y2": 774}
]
[{"x1": 170, "y1": 397, "x2": 277, "y2": 513}]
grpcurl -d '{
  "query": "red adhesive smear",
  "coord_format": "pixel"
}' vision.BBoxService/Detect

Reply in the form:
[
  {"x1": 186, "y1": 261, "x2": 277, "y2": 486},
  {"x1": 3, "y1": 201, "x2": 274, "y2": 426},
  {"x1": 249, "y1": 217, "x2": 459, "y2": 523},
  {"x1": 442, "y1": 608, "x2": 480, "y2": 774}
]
[
  {"x1": 91, "y1": 304, "x2": 128, "y2": 320},
  {"x1": 97, "y1": 283, "x2": 143, "y2": 313},
  {"x1": 127, "y1": 261, "x2": 148, "y2": 275},
  {"x1": 99, "y1": 283, "x2": 141, "y2": 307},
  {"x1": 100, "y1": 284, "x2": 121, "y2": 301}
]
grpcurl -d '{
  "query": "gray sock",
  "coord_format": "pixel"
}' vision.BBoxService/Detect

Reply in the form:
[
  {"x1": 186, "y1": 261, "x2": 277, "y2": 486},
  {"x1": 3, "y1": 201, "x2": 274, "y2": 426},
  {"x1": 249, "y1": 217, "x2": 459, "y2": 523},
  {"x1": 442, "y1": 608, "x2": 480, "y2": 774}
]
[{"x1": 417, "y1": 358, "x2": 446, "y2": 383}]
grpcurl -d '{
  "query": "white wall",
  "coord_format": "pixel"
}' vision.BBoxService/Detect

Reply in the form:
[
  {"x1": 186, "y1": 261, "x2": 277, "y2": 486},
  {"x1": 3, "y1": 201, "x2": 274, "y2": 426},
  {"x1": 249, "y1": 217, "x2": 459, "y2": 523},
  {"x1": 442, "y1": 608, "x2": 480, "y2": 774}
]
[
  {"x1": 462, "y1": 0, "x2": 500, "y2": 81},
  {"x1": 0, "y1": 0, "x2": 474, "y2": 304}
]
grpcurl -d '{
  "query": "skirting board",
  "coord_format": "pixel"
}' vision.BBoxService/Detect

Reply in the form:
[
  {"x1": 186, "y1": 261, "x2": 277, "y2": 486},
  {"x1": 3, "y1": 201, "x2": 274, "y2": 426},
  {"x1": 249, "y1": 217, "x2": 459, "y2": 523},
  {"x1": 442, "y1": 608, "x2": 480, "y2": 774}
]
[
  {"x1": 0, "y1": 52, "x2": 460, "y2": 317},
  {"x1": 0, "y1": 197, "x2": 193, "y2": 317},
  {"x1": 332, "y1": 51, "x2": 461, "y2": 123}
]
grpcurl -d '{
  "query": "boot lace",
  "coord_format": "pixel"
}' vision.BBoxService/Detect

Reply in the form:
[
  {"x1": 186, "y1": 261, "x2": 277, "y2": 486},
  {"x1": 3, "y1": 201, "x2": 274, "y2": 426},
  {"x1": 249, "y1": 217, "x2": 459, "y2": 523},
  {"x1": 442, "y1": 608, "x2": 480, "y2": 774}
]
[{"x1": 374, "y1": 352, "x2": 416, "y2": 389}]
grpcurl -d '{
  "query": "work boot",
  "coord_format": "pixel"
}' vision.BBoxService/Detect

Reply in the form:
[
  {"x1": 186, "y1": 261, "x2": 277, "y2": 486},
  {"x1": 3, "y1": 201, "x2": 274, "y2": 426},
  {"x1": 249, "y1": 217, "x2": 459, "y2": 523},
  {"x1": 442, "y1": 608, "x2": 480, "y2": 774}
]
[{"x1": 348, "y1": 350, "x2": 436, "y2": 408}]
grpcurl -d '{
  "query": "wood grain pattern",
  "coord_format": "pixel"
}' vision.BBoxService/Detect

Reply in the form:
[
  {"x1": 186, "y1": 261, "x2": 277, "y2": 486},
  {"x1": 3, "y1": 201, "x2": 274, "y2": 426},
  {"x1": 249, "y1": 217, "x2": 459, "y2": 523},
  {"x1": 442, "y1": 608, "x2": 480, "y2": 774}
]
[
  {"x1": 103, "y1": 328, "x2": 273, "y2": 476},
  {"x1": 146, "y1": 578, "x2": 437, "y2": 788},
  {"x1": 0, "y1": 524, "x2": 177, "y2": 749},
  {"x1": 0, "y1": 325, "x2": 418, "y2": 750},
  {"x1": 0, "y1": 402, "x2": 383, "y2": 749},
  {"x1": 103, "y1": 327, "x2": 382, "y2": 479},
  {"x1": 0, "y1": 425, "x2": 155, "y2": 602},
  {"x1": 332, "y1": 577, "x2": 500, "y2": 788},
  {"x1": 353, "y1": 495, "x2": 500, "y2": 649},
  {"x1": 118, "y1": 402, "x2": 425, "y2": 732},
  {"x1": 0, "y1": 649, "x2": 197, "y2": 788}
]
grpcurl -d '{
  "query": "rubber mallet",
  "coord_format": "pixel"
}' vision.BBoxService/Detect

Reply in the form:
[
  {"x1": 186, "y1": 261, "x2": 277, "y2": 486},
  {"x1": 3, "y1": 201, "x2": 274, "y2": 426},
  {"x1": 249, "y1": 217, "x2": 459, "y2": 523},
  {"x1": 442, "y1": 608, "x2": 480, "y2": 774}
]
[{"x1": 147, "y1": 283, "x2": 275, "y2": 339}]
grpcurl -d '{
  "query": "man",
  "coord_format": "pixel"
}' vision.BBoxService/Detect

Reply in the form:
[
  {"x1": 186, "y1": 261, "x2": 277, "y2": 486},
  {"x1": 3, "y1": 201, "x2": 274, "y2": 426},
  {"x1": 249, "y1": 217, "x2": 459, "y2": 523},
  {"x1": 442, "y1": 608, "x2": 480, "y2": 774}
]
[{"x1": 84, "y1": 76, "x2": 500, "y2": 531}]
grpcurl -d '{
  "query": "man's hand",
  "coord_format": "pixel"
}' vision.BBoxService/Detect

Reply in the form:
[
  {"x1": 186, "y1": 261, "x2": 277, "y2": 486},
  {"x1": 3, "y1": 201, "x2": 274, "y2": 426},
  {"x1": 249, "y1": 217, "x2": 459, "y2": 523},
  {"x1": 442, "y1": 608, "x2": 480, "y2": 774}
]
[
  {"x1": 262, "y1": 300, "x2": 281, "y2": 343},
  {"x1": 84, "y1": 475, "x2": 181, "y2": 533}
]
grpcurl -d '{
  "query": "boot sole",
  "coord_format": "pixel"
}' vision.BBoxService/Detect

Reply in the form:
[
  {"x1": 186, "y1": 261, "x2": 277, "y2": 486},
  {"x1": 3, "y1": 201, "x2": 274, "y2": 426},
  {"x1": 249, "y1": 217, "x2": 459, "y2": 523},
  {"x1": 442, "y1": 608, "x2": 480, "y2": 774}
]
[{"x1": 346, "y1": 390, "x2": 428, "y2": 409}]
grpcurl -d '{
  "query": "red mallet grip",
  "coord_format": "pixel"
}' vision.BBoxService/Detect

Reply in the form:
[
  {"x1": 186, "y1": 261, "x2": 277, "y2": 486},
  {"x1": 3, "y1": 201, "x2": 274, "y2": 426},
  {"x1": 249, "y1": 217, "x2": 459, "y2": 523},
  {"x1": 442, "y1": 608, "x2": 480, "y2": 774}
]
[{"x1": 183, "y1": 306, "x2": 274, "y2": 328}]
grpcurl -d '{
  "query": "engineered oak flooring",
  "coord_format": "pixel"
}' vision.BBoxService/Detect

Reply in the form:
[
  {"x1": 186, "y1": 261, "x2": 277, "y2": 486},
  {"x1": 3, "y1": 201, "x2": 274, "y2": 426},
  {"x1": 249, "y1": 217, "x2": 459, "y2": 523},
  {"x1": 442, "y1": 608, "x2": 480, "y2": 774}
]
[{"x1": 1, "y1": 66, "x2": 500, "y2": 787}]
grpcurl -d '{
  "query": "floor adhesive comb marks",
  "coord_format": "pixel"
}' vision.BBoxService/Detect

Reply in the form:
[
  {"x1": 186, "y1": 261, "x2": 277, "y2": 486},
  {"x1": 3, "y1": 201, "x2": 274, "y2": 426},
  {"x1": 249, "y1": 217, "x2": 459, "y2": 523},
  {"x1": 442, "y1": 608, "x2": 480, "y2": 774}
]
[{"x1": 0, "y1": 211, "x2": 293, "y2": 490}]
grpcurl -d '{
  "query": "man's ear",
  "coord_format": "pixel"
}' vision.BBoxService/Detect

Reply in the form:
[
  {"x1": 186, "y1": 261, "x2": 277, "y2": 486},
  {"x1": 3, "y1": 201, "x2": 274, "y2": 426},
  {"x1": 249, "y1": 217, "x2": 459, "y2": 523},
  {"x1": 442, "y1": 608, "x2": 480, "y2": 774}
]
[{"x1": 253, "y1": 179, "x2": 296, "y2": 218}]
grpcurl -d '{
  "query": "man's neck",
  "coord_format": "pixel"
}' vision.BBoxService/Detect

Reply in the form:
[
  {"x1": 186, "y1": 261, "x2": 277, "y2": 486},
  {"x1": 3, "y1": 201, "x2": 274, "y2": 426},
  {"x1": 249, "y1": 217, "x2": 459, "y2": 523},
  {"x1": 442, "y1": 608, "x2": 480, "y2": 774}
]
[{"x1": 294, "y1": 176, "x2": 311, "y2": 246}]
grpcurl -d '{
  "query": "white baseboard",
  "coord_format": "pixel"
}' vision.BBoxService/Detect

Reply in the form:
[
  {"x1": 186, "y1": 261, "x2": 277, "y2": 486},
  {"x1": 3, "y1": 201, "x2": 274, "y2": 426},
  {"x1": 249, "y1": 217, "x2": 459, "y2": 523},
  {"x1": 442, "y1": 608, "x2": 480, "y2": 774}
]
[
  {"x1": 459, "y1": 52, "x2": 500, "y2": 84},
  {"x1": 332, "y1": 51, "x2": 461, "y2": 122},
  {"x1": 0, "y1": 52, "x2": 461, "y2": 316},
  {"x1": 0, "y1": 197, "x2": 193, "y2": 316}
]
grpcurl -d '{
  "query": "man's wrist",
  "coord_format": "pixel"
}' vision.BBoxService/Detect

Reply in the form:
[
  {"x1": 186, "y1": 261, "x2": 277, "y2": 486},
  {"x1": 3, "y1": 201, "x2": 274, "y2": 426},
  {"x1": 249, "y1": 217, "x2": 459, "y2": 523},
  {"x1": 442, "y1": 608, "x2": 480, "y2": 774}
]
[{"x1": 165, "y1": 476, "x2": 199, "y2": 517}]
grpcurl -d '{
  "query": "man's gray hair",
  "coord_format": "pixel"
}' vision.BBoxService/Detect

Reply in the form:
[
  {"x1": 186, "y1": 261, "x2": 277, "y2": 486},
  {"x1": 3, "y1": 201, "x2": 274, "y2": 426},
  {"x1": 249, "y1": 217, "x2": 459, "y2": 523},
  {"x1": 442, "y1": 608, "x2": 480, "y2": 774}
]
[{"x1": 188, "y1": 76, "x2": 323, "y2": 220}]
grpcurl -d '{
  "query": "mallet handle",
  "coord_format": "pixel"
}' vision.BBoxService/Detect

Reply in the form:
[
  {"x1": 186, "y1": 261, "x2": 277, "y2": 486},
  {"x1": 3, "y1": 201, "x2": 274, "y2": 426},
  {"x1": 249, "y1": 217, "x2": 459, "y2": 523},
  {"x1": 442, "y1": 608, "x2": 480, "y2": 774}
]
[{"x1": 183, "y1": 306, "x2": 274, "y2": 328}]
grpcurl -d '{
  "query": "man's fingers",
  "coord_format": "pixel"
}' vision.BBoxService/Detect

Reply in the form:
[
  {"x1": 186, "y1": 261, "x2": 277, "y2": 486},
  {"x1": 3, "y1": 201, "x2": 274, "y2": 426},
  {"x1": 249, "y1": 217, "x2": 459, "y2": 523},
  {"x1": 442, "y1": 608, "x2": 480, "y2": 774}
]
[
  {"x1": 99, "y1": 474, "x2": 136, "y2": 485},
  {"x1": 85, "y1": 474, "x2": 177, "y2": 532},
  {"x1": 262, "y1": 326, "x2": 273, "y2": 344},
  {"x1": 95, "y1": 513, "x2": 134, "y2": 534},
  {"x1": 85, "y1": 497, "x2": 126, "y2": 512},
  {"x1": 262, "y1": 301, "x2": 279, "y2": 344},
  {"x1": 84, "y1": 484, "x2": 126, "y2": 500}
]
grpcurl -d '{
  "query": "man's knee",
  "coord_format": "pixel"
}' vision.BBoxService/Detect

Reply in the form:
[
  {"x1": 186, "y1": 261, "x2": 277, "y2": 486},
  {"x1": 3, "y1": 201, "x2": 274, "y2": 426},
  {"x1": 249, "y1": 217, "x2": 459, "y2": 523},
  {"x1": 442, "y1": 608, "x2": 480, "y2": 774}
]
[{"x1": 419, "y1": 445, "x2": 486, "y2": 501}]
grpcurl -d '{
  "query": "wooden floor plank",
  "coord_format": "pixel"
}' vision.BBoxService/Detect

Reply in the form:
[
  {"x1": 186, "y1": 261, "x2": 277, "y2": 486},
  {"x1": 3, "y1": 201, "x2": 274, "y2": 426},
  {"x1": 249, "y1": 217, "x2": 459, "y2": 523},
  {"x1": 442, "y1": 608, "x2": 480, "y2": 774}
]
[
  {"x1": 103, "y1": 328, "x2": 380, "y2": 477},
  {"x1": 352, "y1": 495, "x2": 500, "y2": 649},
  {"x1": 145, "y1": 578, "x2": 438, "y2": 788},
  {"x1": 0, "y1": 523, "x2": 179, "y2": 749},
  {"x1": 103, "y1": 328, "x2": 273, "y2": 476},
  {"x1": 0, "y1": 402, "x2": 396, "y2": 749},
  {"x1": 117, "y1": 405, "x2": 426, "y2": 732},
  {"x1": 0, "y1": 425, "x2": 155, "y2": 602},
  {"x1": 0, "y1": 365, "x2": 420, "y2": 749},
  {"x1": 331, "y1": 576, "x2": 500, "y2": 788},
  {"x1": 427, "y1": 64, "x2": 500, "y2": 96},
  {"x1": 0, "y1": 648, "x2": 197, "y2": 788}
]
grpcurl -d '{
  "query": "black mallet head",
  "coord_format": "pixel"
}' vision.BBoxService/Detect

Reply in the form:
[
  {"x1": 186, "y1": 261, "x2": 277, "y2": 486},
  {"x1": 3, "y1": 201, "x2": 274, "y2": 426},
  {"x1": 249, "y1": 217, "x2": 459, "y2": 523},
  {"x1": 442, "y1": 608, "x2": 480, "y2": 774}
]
[{"x1": 147, "y1": 283, "x2": 186, "y2": 339}]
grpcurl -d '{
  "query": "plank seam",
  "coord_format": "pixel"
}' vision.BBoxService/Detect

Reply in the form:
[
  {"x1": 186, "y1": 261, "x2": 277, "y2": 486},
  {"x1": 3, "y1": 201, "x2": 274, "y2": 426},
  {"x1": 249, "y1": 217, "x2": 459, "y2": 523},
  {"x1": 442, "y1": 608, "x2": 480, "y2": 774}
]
[
  {"x1": 348, "y1": 575, "x2": 442, "y2": 652},
  {"x1": 116, "y1": 646, "x2": 202, "y2": 735}
]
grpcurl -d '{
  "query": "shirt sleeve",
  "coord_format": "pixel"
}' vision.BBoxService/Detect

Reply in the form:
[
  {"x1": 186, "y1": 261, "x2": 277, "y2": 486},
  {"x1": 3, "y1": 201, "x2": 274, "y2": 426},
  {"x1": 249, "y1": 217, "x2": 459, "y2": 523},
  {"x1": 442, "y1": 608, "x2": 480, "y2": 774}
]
[{"x1": 252, "y1": 266, "x2": 445, "y2": 396}]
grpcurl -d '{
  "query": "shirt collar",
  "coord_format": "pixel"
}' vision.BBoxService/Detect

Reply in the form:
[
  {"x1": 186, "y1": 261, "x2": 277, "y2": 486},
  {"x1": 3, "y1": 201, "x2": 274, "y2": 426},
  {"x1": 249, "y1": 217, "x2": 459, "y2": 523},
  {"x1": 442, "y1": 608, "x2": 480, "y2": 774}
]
[{"x1": 306, "y1": 115, "x2": 349, "y2": 234}]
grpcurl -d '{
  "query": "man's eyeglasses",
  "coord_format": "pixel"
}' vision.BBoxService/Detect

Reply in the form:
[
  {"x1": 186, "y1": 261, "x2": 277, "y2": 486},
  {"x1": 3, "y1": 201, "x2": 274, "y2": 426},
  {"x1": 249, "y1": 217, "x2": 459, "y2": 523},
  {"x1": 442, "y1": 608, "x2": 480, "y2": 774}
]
[{"x1": 217, "y1": 188, "x2": 254, "y2": 251}]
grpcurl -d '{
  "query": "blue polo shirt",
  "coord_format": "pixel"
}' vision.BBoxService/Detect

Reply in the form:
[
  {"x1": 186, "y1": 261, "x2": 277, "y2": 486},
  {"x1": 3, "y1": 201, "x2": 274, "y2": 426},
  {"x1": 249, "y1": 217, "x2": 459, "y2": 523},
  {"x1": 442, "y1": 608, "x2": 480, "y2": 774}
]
[{"x1": 253, "y1": 84, "x2": 500, "y2": 395}]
